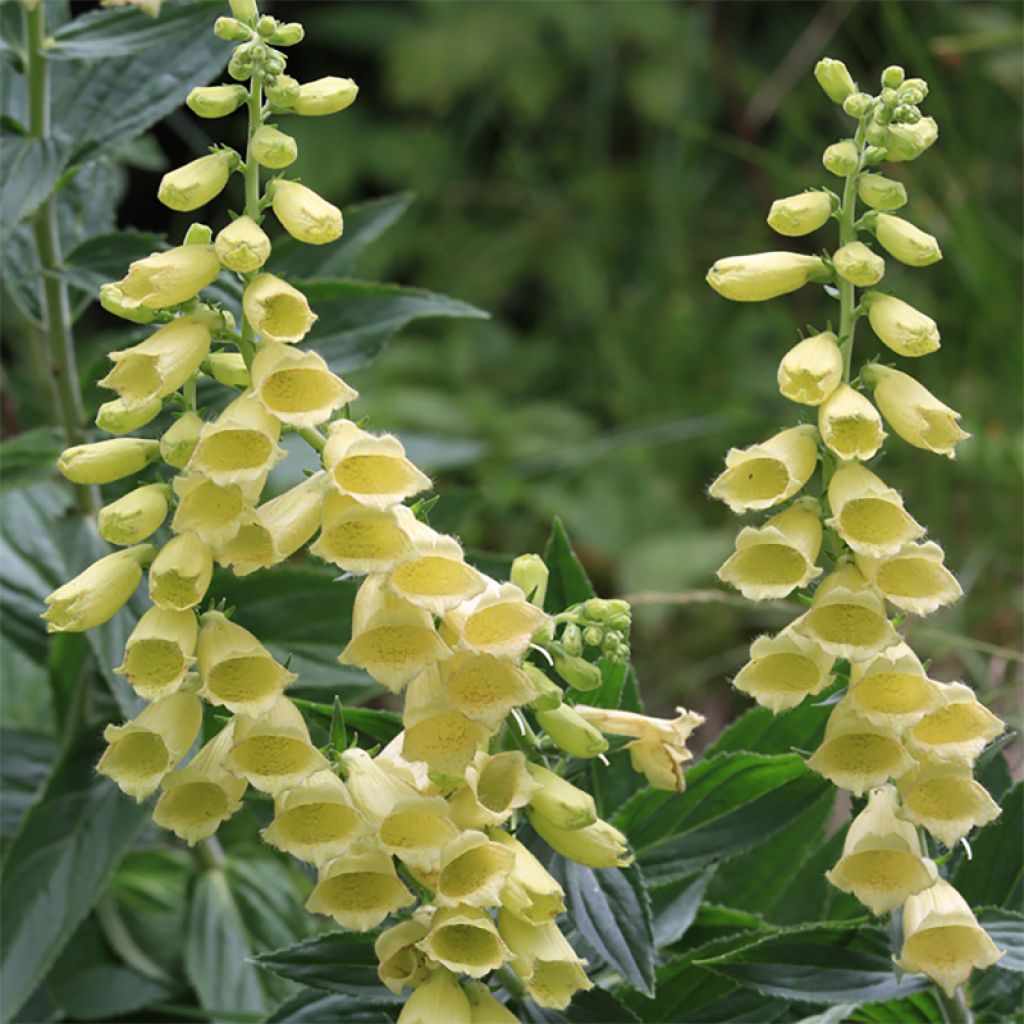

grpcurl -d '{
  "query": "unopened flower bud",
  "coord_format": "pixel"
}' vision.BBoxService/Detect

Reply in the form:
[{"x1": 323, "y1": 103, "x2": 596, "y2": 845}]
[
  {"x1": 560, "y1": 623, "x2": 582, "y2": 657},
  {"x1": 58, "y1": 437, "x2": 160, "y2": 485},
  {"x1": 526, "y1": 763, "x2": 596, "y2": 830},
  {"x1": 535, "y1": 703, "x2": 608, "y2": 758},
  {"x1": 880, "y1": 87, "x2": 899, "y2": 109},
  {"x1": 268, "y1": 179, "x2": 343, "y2": 245},
  {"x1": 523, "y1": 664, "x2": 562, "y2": 711},
  {"x1": 227, "y1": 50, "x2": 252, "y2": 82},
  {"x1": 265, "y1": 73, "x2": 300, "y2": 107},
  {"x1": 187, "y1": 84, "x2": 247, "y2": 118},
  {"x1": 842, "y1": 92, "x2": 873, "y2": 118},
  {"x1": 158, "y1": 150, "x2": 238, "y2": 213},
  {"x1": 865, "y1": 119, "x2": 890, "y2": 144},
  {"x1": 833, "y1": 241, "x2": 885, "y2": 286},
  {"x1": 112, "y1": 245, "x2": 221, "y2": 311},
  {"x1": 98, "y1": 483, "x2": 172, "y2": 545},
  {"x1": 160, "y1": 410, "x2": 203, "y2": 468},
  {"x1": 766, "y1": 191, "x2": 832, "y2": 237},
  {"x1": 885, "y1": 117, "x2": 939, "y2": 162},
  {"x1": 893, "y1": 104, "x2": 921, "y2": 124},
  {"x1": 250, "y1": 124, "x2": 297, "y2": 168},
  {"x1": 228, "y1": 0, "x2": 257, "y2": 23},
  {"x1": 863, "y1": 145, "x2": 888, "y2": 166},
  {"x1": 814, "y1": 58, "x2": 856, "y2": 104},
  {"x1": 215, "y1": 16, "x2": 250, "y2": 41},
  {"x1": 880, "y1": 64, "x2": 905, "y2": 89},
  {"x1": 256, "y1": 14, "x2": 276, "y2": 36},
  {"x1": 96, "y1": 395, "x2": 163, "y2": 435},
  {"x1": 269, "y1": 22, "x2": 303, "y2": 46},
  {"x1": 857, "y1": 173, "x2": 907, "y2": 211},
  {"x1": 99, "y1": 283, "x2": 158, "y2": 324},
  {"x1": 872, "y1": 213, "x2": 942, "y2": 267},
  {"x1": 706, "y1": 252, "x2": 830, "y2": 302},
  {"x1": 899, "y1": 83, "x2": 926, "y2": 105},
  {"x1": 215, "y1": 214, "x2": 271, "y2": 272},
  {"x1": 862, "y1": 291, "x2": 940, "y2": 358},
  {"x1": 293, "y1": 76, "x2": 359, "y2": 116},
  {"x1": 396, "y1": 968, "x2": 470, "y2": 1024},
  {"x1": 822, "y1": 139, "x2": 859, "y2": 176},
  {"x1": 528, "y1": 811, "x2": 633, "y2": 869},
  {"x1": 582, "y1": 625, "x2": 603, "y2": 647},
  {"x1": 510, "y1": 553, "x2": 549, "y2": 607}
]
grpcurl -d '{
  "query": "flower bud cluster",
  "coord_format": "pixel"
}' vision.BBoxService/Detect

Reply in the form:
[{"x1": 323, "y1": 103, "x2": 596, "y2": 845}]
[{"x1": 706, "y1": 58, "x2": 1003, "y2": 996}]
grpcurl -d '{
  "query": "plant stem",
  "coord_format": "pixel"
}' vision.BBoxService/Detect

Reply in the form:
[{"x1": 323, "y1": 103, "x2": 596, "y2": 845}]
[
  {"x1": 236, "y1": 77, "x2": 265, "y2": 372},
  {"x1": 837, "y1": 118, "x2": 867, "y2": 383},
  {"x1": 935, "y1": 986, "x2": 973, "y2": 1024},
  {"x1": 297, "y1": 426, "x2": 326, "y2": 452}
]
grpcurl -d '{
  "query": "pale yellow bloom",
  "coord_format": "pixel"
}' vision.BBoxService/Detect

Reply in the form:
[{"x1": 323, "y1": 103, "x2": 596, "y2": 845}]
[
  {"x1": 448, "y1": 751, "x2": 538, "y2": 829},
  {"x1": 310, "y1": 491, "x2": 415, "y2": 573},
  {"x1": 186, "y1": 84, "x2": 247, "y2": 119},
  {"x1": 464, "y1": 982, "x2": 520, "y2": 1024},
  {"x1": 419, "y1": 905, "x2": 511, "y2": 978},
  {"x1": 858, "y1": 173, "x2": 907, "y2": 211},
  {"x1": 251, "y1": 343, "x2": 357, "y2": 429},
  {"x1": 376, "y1": 918, "x2": 431, "y2": 996},
  {"x1": 766, "y1": 192, "x2": 832, "y2": 237},
  {"x1": 443, "y1": 581, "x2": 549, "y2": 661},
  {"x1": 338, "y1": 747, "x2": 420, "y2": 822},
  {"x1": 825, "y1": 785, "x2": 938, "y2": 915},
  {"x1": 535, "y1": 703, "x2": 608, "y2": 759},
  {"x1": 397, "y1": 968, "x2": 470, "y2": 1024},
  {"x1": 490, "y1": 828, "x2": 566, "y2": 925},
  {"x1": 435, "y1": 831, "x2": 515, "y2": 909},
  {"x1": 895, "y1": 879, "x2": 1004, "y2": 996},
  {"x1": 96, "y1": 395, "x2": 163, "y2": 435},
  {"x1": 98, "y1": 483, "x2": 172, "y2": 546},
  {"x1": 818, "y1": 384, "x2": 886, "y2": 461},
  {"x1": 847, "y1": 643, "x2": 942, "y2": 731},
  {"x1": 116, "y1": 606, "x2": 197, "y2": 700},
  {"x1": 439, "y1": 652, "x2": 538, "y2": 731},
  {"x1": 833, "y1": 241, "x2": 885, "y2": 287},
  {"x1": 777, "y1": 332, "x2": 843, "y2": 406},
  {"x1": 171, "y1": 473, "x2": 265, "y2": 548},
  {"x1": 323, "y1": 420, "x2": 431, "y2": 509},
  {"x1": 706, "y1": 252, "x2": 829, "y2": 302},
  {"x1": 58, "y1": 438, "x2": 160, "y2": 485},
  {"x1": 160, "y1": 411, "x2": 204, "y2": 469},
  {"x1": 402, "y1": 682, "x2": 490, "y2": 782},
  {"x1": 149, "y1": 532, "x2": 213, "y2": 610},
  {"x1": 873, "y1": 214, "x2": 942, "y2": 267},
  {"x1": 498, "y1": 910, "x2": 593, "y2": 1011},
  {"x1": 158, "y1": 151, "x2": 237, "y2": 212},
  {"x1": 822, "y1": 139, "x2": 858, "y2": 176},
  {"x1": 717, "y1": 498, "x2": 823, "y2": 600},
  {"x1": 306, "y1": 846, "x2": 415, "y2": 931},
  {"x1": 897, "y1": 761, "x2": 1001, "y2": 848},
  {"x1": 733, "y1": 628, "x2": 835, "y2": 713},
  {"x1": 907, "y1": 682, "x2": 1005, "y2": 766},
  {"x1": 250, "y1": 125, "x2": 298, "y2": 168},
  {"x1": 268, "y1": 180, "x2": 343, "y2": 246},
  {"x1": 379, "y1": 796, "x2": 460, "y2": 874},
  {"x1": 863, "y1": 292, "x2": 940, "y2": 358},
  {"x1": 526, "y1": 763, "x2": 597, "y2": 830},
  {"x1": 528, "y1": 811, "x2": 633, "y2": 869},
  {"x1": 708, "y1": 424, "x2": 819, "y2": 513},
  {"x1": 113, "y1": 245, "x2": 221, "y2": 311},
  {"x1": 215, "y1": 215, "x2": 271, "y2": 273},
  {"x1": 886, "y1": 117, "x2": 939, "y2": 163},
  {"x1": 98, "y1": 691, "x2": 203, "y2": 801},
  {"x1": 293, "y1": 76, "x2": 359, "y2": 116},
  {"x1": 826, "y1": 462, "x2": 925, "y2": 558},
  {"x1": 99, "y1": 282, "x2": 158, "y2": 324},
  {"x1": 855, "y1": 541, "x2": 962, "y2": 615},
  {"x1": 187, "y1": 395, "x2": 284, "y2": 486},
  {"x1": 243, "y1": 273, "x2": 317, "y2": 344}
]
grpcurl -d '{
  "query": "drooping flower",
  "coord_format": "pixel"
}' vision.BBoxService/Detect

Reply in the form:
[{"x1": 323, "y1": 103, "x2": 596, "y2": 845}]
[{"x1": 732, "y1": 628, "x2": 836, "y2": 713}]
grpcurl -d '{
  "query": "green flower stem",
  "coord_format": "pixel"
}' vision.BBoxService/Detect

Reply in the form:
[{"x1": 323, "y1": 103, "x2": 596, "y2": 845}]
[
  {"x1": 837, "y1": 117, "x2": 868, "y2": 382},
  {"x1": 297, "y1": 425, "x2": 326, "y2": 453},
  {"x1": 236, "y1": 77, "x2": 265, "y2": 371},
  {"x1": 935, "y1": 986, "x2": 973, "y2": 1024}
]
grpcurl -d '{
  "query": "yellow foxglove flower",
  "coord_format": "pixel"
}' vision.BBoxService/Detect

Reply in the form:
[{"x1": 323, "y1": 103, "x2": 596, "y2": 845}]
[
  {"x1": 436, "y1": 831, "x2": 516, "y2": 909},
  {"x1": 215, "y1": 215, "x2": 272, "y2": 272},
  {"x1": 897, "y1": 762, "x2": 1001, "y2": 848},
  {"x1": 196, "y1": 610, "x2": 297, "y2": 715},
  {"x1": 717, "y1": 498, "x2": 823, "y2": 600},
  {"x1": 497, "y1": 910, "x2": 593, "y2": 1011},
  {"x1": 96, "y1": 395, "x2": 163, "y2": 435},
  {"x1": 310, "y1": 491, "x2": 414, "y2": 573},
  {"x1": 857, "y1": 173, "x2": 908, "y2": 211},
  {"x1": 818, "y1": 383, "x2": 886, "y2": 461},
  {"x1": 766, "y1": 192, "x2": 832, "y2": 237},
  {"x1": 98, "y1": 691, "x2": 202, "y2": 801},
  {"x1": 535, "y1": 703, "x2": 608, "y2": 759},
  {"x1": 339, "y1": 574, "x2": 452, "y2": 692},
  {"x1": 250, "y1": 124, "x2": 298, "y2": 168},
  {"x1": 708, "y1": 424, "x2": 818, "y2": 513},
  {"x1": 419, "y1": 906, "x2": 510, "y2": 979},
  {"x1": 42, "y1": 544, "x2": 153, "y2": 633},
  {"x1": 323, "y1": 420, "x2": 431, "y2": 508},
  {"x1": 376, "y1": 918, "x2": 431, "y2": 996},
  {"x1": 907, "y1": 682, "x2": 1005, "y2": 766},
  {"x1": 855, "y1": 541, "x2": 962, "y2": 615},
  {"x1": 186, "y1": 83, "x2": 247, "y2": 118},
  {"x1": 826, "y1": 462, "x2": 925, "y2": 558},
  {"x1": 833, "y1": 241, "x2": 885, "y2": 287},
  {"x1": 171, "y1": 473, "x2": 265, "y2": 548},
  {"x1": 158, "y1": 150, "x2": 238, "y2": 212},
  {"x1": 149, "y1": 532, "x2": 213, "y2": 610},
  {"x1": 378, "y1": 796, "x2": 460, "y2": 874},
  {"x1": 58, "y1": 437, "x2": 160, "y2": 485},
  {"x1": 861, "y1": 364, "x2": 969, "y2": 459},
  {"x1": 895, "y1": 879, "x2": 1004, "y2": 996},
  {"x1": 214, "y1": 514, "x2": 277, "y2": 577},
  {"x1": 263, "y1": 769, "x2": 367, "y2": 865},
  {"x1": 116, "y1": 606, "x2": 197, "y2": 700},
  {"x1": 402, "y1": 708, "x2": 490, "y2": 784},
  {"x1": 814, "y1": 58, "x2": 856, "y2": 103},
  {"x1": 777, "y1": 332, "x2": 843, "y2": 406},
  {"x1": 338, "y1": 747, "x2": 420, "y2": 823},
  {"x1": 187, "y1": 395, "x2": 285, "y2": 486},
  {"x1": 207, "y1": 351, "x2": 251, "y2": 388},
  {"x1": 397, "y1": 968, "x2": 471, "y2": 1024},
  {"x1": 792, "y1": 563, "x2": 900, "y2": 662},
  {"x1": 885, "y1": 117, "x2": 939, "y2": 162},
  {"x1": 98, "y1": 483, "x2": 172, "y2": 546},
  {"x1": 528, "y1": 811, "x2": 634, "y2": 869},
  {"x1": 160, "y1": 411, "x2": 204, "y2": 469},
  {"x1": 863, "y1": 292, "x2": 940, "y2": 358},
  {"x1": 872, "y1": 214, "x2": 942, "y2": 267},
  {"x1": 443, "y1": 581, "x2": 549, "y2": 661},
  {"x1": 449, "y1": 751, "x2": 538, "y2": 830},
  {"x1": 387, "y1": 510, "x2": 488, "y2": 615},
  {"x1": 847, "y1": 643, "x2": 942, "y2": 731},
  {"x1": 441, "y1": 652, "x2": 537, "y2": 732},
  {"x1": 100, "y1": 282, "x2": 158, "y2": 324},
  {"x1": 706, "y1": 252, "x2": 829, "y2": 302},
  {"x1": 490, "y1": 828, "x2": 566, "y2": 925},
  {"x1": 113, "y1": 245, "x2": 221, "y2": 310},
  {"x1": 268, "y1": 180, "x2": 343, "y2": 246},
  {"x1": 464, "y1": 982, "x2": 520, "y2": 1024},
  {"x1": 252, "y1": 343, "x2": 357, "y2": 429},
  {"x1": 152, "y1": 722, "x2": 247, "y2": 844},
  {"x1": 732, "y1": 628, "x2": 835, "y2": 713},
  {"x1": 525, "y1": 763, "x2": 596, "y2": 830},
  {"x1": 293, "y1": 76, "x2": 359, "y2": 116},
  {"x1": 229, "y1": 695, "x2": 328, "y2": 794},
  {"x1": 306, "y1": 846, "x2": 415, "y2": 931},
  {"x1": 825, "y1": 784, "x2": 938, "y2": 915},
  {"x1": 807, "y1": 698, "x2": 915, "y2": 794},
  {"x1": 243, "y1": 273, "x2": 317, "y2": 344}
]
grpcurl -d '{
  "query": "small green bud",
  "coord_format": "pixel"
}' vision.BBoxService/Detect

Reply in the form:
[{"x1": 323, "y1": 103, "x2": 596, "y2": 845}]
[
  {"x1": 602, "y1": 631, "x2": 624, "y2": 657},
  {"x1": 250, "y1": 124, "x2": 297, "y2": 169},
  {"x1": 265, "y1": 73, "x2": 300, "y2": 108},
  {"x1": 814, "y1": 58, "x2": 856, "y2": 104},
  {"x1": 833, "y1": 241, "x2": 885, "y2": 287},
  {"x1": 228, "y1": 0, "x2": 258, "y2": 25},
  {"x1": 187, "y1": 84, "x2": 247, "y2": 119},
  {"x1": 214, "y1": 16, "x2": 250, "y2": 42},
  {"x1": 880, "y1": 87, "x2": 899, "y2": 109},
  {"x1": 561, "y1": 623, "x2": 583, "y2": 657},
  {"x1": 822, "y1": 139, "x2": 859, "y2": 176},
  {"x1": 536, "y1": 704, "x2": 608, "y2": 759},
  {"x1": 227, "y1": 50, "x2": 253, "y2": 81},
  {"x1": 901, "y1": 78, "x2": 928, "y2": 100},
  {"x1": 96, "y1": 396, "x2": 163, "y2": 436},
  {"x1": 605, "y1": 599, "x2": 630, "y2": 616},
  {"x1": 553, "y1": 651, "x2": 602, "y2": 692},
  {"x1": 893, "y1": 104, "x2": 921, "y2": 125},
  {"x1": 881, "y1": 65, "x2": 905, "y2": 89},
  {"x1": 865, "y1": 120, "x2": 890, "y2": 146},
  {"x1": 256, "y1": 15, "x2": 277, "y2": 36},
  {"x1": 842, "y1": 92, "x2": 873, "y2": 118},
  {"x1": 582, "y1": 625, "x2": 603, "y2": 648},
  {"x1": 886, "y1": 117, "x2": 938, "y2": 162},
  {"x1": 583, "y1": 598, "x2": 608, "y2": 619},
  {"x1": 523, "y1": 664, "x2": 562, "y2": 711},
  {"x1": 606, "y1": 612, "x2": 631, "y2": 632},
  {"x1": 863, "y1": 146, "x2": 888, "y2": 166},
  {"x1": 206, "y1": 352, "x2": 251, "y2": 388},
  {"x1": 265, "y1": 54, "x2": 286, "y2": 76},
  {"x1": 510, "y1": 553, "x2": 549, "y2": 607},
  {"x1": 269, "y1": 22, "x2": 304, "y2": 46},
  {"x1": 183, "y1": 222, "x2": 213, "y2": 246}
]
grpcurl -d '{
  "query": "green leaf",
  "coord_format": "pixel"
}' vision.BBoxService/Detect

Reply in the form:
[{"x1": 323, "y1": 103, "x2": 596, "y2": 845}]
[
  {"x1": 0, "y1": 134, "x2": 66, "y2": 227},
  {"x1": 296, "y1": 279, "x2": 488, "y2": 375},
  {"x1": 59, "y1": 230, "x2": 164, "y2": 294},
  {"x1": 267, "y1": 987, "x2": 402, "y2": 1023},
  {"x1": 953, "y1": 781, "x2": 1022, "y2": 910},
  {"x1": 0, "y1": 728, "x2": 56, "y2": 844},
  {"x1": 542, "y1": 517, "x2": 596, "y2": 612},
  {"x1": 0, "y1": 428, "x2": 64, "y2": 491},
  {"x1": 978, "y1": 907, "x2": 1024, "y2": 972},
  {"x1": 651, "y1": 864, "x2": 718, "y2": 947},
  {"x1": 0, "y1": 726, "x2": 149, "y2": 1021},
  {"x1": 519, "y1": 987, "x2": 642, "y2": 1023},
  {"x1": 614, "y1": 752, "x2": 832, "y2": 886},
  {"x1": 706, "y1": 686, "x2": 838, "y2": 758},
  {"x1": 850, "y1": 992, "x2": 942, "y2": 1023},
  {"x1": 251, "y1": 933, "x2": 390, "y2": 1000}
]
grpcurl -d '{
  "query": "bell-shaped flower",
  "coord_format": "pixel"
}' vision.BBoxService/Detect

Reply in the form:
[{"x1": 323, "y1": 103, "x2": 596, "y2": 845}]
[
  {"x1": 96, "y1": 395, "x2": 163, "y2": 435},
  {"x1": 717, "y1": 498, "x2": 823, "y2": 600},
  {"x1": 58, "y1": 438, "x2": 161, "y2": 485},
  {"x1": 833, "y1": 241, "x2": 885, "y2": 287},
  {"x1": 100, "y1": 282, "x2": 159, "y2": 324},
  {"x1": 376, "y1": 917, "x2": 431, "y2": 996},
  {"x1": 263, "y1": 769, "x2": 367, "y2": 865},
  {"x1": 187, "y1": 395, "x2": 285, "y2": 486},
  {"x1": 872, "y1": 214, "x2": 942, "y2": 267},
  {"x1": 251, "y1": 124, "x2": 298, "y2": 168},
  {"x1": 419, "y1": 905, "x2": 510, "y2": 979},
  {"x1": 339, "y1": 574, "x2": 452, "y2": 692},
  {"x1": 818, "y1": 384, "x2": 886, "y2": 461},
  {"x1": 112, "y1": 245, "x2": 221, "y2": 311},
  {"x1": 895, "y1": 879, "x2": 1004, "y2": 995},
  {"x1": 777, "y1": 332, "x2": 843, "y2": 406},
  {"x1": 858, "y1": 173, "x2": 907, "y2": 211},
  {"x1": 158, "y1": 150, "x2": 237, "y2": 212},
  {"x1": 708, "y1": 424, "x2": 819, "y2": 513},
  {"x1": 243, "y1": 273, "x2": 317, "y2": 344},
  {"x1": 443, "y1": 581, "x2": 549, "y2": 661},
  {"x1": 43, "y1": 544, "x2": 153, "y2": 633},
  {"x1": 116, "y1": 605, "x2": 197, "y2": 700},
  {"x1": 897, "y1": 761, "x2": 1001, "y2": 848},
  {"x1": 490, "y1": 828, "x2": 565, "y2": 925},
  {"x1": 807, "y1": 698, "x2": 915, "y2": 795},
  {"x1": 251, "y1": 343, "x2": 357, "y2": 429},
  {"x1": 464, "y1": 982, "x2": 519, "y2": 1024},
  {"x1": 440, "y1": 652, "x2": 538, "y2": 732},
  {"x1": 825, "y1": 785, "x2": 938, "y2": 915},
  {"x1": 449, "y1": 752, "x2": 539, "y2": 830},
  {"x1": 436, "y1": 831, "x2": 515, "y2": 909},
  {"x1": 706, "y1": 252, "x2": 830, "y2": 302},
  {"x1": 766, "y1": 192, "x2": 832, "y2": 237},
  {"x1": 306, "y1": 845, "x2": 415, "y2": 931},
  {"x1": 214, "y1": 215, "x2": 271, "y2": 273},
  {"x1": 397, "y1": 967, "x2": 470, "y2": 1024},
  {"x1": 855, "y1": 541, "x2": 962, "y2": 615},
  {"x1": 826, "y1": 463, "x2": 925, "y2": 558},
  {"x1": 498, "y1": 909, "x2": 593, "y2": 1010},
  {"x1": 171, "y1": 472, "x2": 265, "y2": 548},
  {"x1": 98, "y1": 690, "x2": 202, "y2": 801},
  {"x1": 378, "y1": 796, "x2": 460, "y2": 875},
  {"x1": 791, "y1": 563, "x2": 900, "y2": 662},
  {"x1": 293, "y1": 76, "x2": 359, "y2": 116},
  {"x1": 847, "y1": 643, "x2": 942, "y2": 731},
  {"x1": 535, "y1": 703, "x2": 608, "y2": 759},
  {"x1": 310, "y1": 491, "x2": 415, "y2": 573},
  {"x1": 323, "y1": 420, "x2": 431, "y2": 509},
  {"x1": 525, "y1": 763, "x2": 596, "y2": 830},
  {"x1": 228, "y1": 695, "x2": 328, "y2": 795},
  {"x1": 98, "y1": 483, "x2": 172, "y2": 547},
  {"x1": 863, "y1": 292, "x2": 940, "y2": 358},
  {"x1": 268, "y1": 179, "x2": 343, "y2": 246},
  {"x1": 732, "y1": 628, "x2": 835, "y2": 713},
  {"x1": 861, "y1": 364, "x2": 969, "y2": 459},
  {"x1": 338, "y1": 747, "x2": 421, "y2": 823},
  {"x1": 907, "y1": 682, "x2": 1005, "y2": 766},
  {"x1": 149, "y1": 532, "x2": 213, "y2": 610},
  {"x1": 528, "y1": 810, "x2": 634, "y2": 869},
  {"x1": 160, "y1": 410, "x2": 204, "y2": 469}
]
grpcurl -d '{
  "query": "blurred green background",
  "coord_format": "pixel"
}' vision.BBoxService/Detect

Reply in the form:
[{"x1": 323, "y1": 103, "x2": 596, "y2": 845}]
[{"x1": 5, "y1": 0, "x2": 1023, "y2": 749}]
